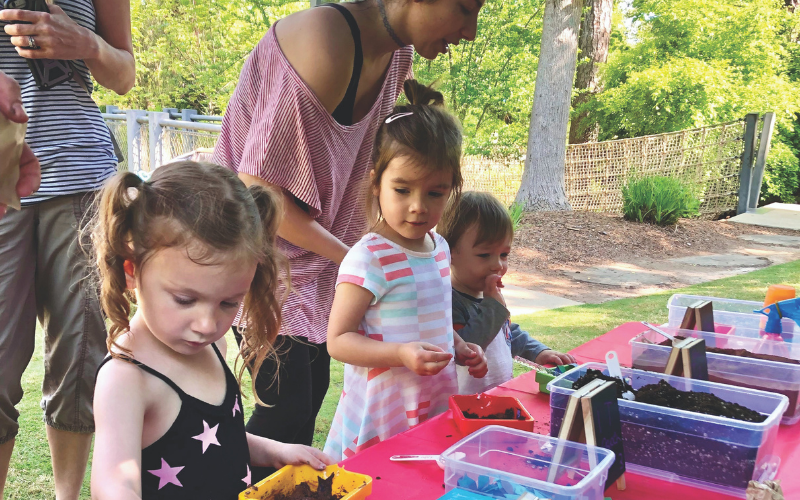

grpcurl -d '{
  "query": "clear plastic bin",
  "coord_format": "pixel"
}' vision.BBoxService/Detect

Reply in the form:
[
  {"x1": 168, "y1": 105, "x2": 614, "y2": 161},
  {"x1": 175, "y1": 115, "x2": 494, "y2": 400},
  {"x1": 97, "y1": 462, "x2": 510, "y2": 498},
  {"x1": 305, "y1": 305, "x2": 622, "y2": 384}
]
[
  {"x1": 667, "y1": 294, "x2": 797, "y2": 341},
  {"x1": 440, "y1": 426, "x2": 615, "y2": 500},
  {"x1": 630, "y1": 326, "x2": 800, "y2": 425},
  {"x1": 547, "y1": 363, "x2": 788, "y2": 497}
]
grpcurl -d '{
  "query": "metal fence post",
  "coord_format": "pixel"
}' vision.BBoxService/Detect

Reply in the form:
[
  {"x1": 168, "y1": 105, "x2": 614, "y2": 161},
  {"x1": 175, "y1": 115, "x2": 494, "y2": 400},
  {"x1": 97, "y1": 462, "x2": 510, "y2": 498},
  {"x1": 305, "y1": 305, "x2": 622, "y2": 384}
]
[
  {"x1": 748, "y1": 112, "x2": 776, "y2": 211},
  {"x1": 126, "y1": 110, "x2": 147, "y2": 173},
  {"x1": 736, "y1": 113, "x2": 759, "y2": 215},
  {"x1": 181, "y1": 109, "x2": 198, "y2": 153},
  {"x1": 106, "y1": 104, "x2": 120, "y2": 114},
  {"x1": 149, "y1": 111, "x2": 169, "y2": 171}
]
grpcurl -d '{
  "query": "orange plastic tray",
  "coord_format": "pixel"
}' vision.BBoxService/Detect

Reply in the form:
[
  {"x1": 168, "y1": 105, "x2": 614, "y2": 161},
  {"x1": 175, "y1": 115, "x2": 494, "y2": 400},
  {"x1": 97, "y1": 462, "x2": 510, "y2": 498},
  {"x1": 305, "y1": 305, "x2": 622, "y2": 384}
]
[
  {"x1": 449, "y1": 394, "x2": 535, "y2": 435},
  {"x1": 239, "y1": 464, "x2": 372, "y2": 500}
]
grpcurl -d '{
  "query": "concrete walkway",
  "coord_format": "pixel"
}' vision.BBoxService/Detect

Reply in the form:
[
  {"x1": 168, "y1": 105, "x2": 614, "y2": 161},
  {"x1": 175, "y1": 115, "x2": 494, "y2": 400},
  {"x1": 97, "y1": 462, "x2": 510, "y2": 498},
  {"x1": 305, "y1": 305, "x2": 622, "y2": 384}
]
[
  {"x1": 730, "y1": 203, "x2": 800, "y2": 231},
  {"x1": 503, "y1": 283, "x2": 582, "y2": 317}
]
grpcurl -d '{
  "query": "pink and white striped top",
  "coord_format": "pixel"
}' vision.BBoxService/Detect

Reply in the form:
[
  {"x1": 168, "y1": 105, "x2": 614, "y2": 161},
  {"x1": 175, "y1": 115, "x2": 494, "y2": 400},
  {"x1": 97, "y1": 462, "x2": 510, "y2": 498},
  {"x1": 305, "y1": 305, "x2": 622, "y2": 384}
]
[{"x1": 213, "y1": 25, "x2": 414, "y2": 344}]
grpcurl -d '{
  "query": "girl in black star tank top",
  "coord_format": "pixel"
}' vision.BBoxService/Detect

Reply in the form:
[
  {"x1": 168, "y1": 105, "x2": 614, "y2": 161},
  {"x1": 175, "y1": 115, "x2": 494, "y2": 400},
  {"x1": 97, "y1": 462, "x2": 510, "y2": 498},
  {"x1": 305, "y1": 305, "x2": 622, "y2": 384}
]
[{"x1": 89, "y1": 162, "x2": 334, "y2": 500}]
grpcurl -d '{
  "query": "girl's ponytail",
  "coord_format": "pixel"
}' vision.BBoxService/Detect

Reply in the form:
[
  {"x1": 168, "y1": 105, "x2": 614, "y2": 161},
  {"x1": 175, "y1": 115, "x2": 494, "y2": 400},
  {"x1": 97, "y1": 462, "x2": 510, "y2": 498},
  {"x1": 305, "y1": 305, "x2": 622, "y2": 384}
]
[
  {"x1": 238, "y1": 184, "x2": 289, "y2": 405},
  {"x1": 93, "y1": 171, "x2": 145, "y2": 356},
  {"x1": 403, "y1": 79, "x2": 444, "y2": 107}
]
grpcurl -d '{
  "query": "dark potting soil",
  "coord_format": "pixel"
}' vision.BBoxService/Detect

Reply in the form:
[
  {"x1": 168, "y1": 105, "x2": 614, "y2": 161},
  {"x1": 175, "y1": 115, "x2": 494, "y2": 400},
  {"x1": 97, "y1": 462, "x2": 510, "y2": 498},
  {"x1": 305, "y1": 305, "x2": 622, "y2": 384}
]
[
  {"x1": 270, "y1": 475, "x2": 343, "y2": 500},
  {"x1": 549, "y1": 406, "x2": 759, "y2": 489},
  {"x1": 462, "y1": 408, "x2": 525, "y2": 420},
  {"x1": 636, "y1": 379, "x2": 767, "y2": 422},
  {"x1": 657, "y1": 337, "x2": 800, "y2": 364},
  {"x1": 571, "y1": 368, "x2": 636, "y2": 398},
  {"x1": 636, "y1": 338, "x2": 800, "y2": 419},
  {"x1": 572, "y1": 369, "x2": 766, "y2": 423}
]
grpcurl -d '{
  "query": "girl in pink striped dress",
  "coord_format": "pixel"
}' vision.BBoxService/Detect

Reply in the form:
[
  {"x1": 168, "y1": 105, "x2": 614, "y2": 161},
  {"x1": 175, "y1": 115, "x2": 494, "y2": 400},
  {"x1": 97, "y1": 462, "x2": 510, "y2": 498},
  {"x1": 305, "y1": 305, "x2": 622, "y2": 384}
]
[{"x1": 324, "y1": 81, "x2": 488, "y2": 460}]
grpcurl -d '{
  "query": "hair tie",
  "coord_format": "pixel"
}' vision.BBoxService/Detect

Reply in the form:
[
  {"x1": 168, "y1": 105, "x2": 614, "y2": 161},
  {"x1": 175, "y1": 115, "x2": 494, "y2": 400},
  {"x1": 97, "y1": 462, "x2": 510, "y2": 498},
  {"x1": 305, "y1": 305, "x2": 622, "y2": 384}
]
[
  {"x1": 385, "y1": 112, "x2": 414, "y2": 124},
  {"x1": 136, "y1": 170, "x2": 152, "y2": 182}
]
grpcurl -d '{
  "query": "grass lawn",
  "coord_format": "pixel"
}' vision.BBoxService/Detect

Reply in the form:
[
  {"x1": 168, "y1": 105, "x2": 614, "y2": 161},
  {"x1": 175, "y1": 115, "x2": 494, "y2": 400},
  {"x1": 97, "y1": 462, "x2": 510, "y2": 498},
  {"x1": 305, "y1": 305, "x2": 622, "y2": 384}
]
[{"x1": 6, "y1": 260, "x2": 800, "y2": 498}]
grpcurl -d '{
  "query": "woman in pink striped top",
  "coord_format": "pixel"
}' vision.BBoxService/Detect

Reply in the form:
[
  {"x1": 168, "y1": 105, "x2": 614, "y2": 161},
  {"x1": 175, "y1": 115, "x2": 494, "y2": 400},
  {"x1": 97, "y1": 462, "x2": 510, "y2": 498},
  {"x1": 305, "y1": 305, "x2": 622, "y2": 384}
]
[{"x1": 213, "y1": 0, "x2": 485, "y2": 480}]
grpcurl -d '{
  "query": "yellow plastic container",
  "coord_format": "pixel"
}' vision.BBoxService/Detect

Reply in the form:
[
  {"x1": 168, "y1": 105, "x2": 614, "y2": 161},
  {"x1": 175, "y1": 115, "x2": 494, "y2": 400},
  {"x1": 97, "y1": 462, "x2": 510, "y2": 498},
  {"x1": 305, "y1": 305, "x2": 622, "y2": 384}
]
[{"x1": 239, "y1": 464, "x2": 372, "y2": 500}]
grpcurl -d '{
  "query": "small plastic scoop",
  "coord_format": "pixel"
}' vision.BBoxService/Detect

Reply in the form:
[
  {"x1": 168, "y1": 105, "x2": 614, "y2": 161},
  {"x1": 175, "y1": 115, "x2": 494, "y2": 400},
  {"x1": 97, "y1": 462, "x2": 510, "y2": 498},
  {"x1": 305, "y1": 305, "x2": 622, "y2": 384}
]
[
  {"x1": 390, "y1": 452, "x2": 466, "y2": 470},
  {"x1": 605, "y1": 350, "x2": 635, "y2": 401},
  {"x1": 642, "y1": 321, "x2": 676, "y2": 343}
]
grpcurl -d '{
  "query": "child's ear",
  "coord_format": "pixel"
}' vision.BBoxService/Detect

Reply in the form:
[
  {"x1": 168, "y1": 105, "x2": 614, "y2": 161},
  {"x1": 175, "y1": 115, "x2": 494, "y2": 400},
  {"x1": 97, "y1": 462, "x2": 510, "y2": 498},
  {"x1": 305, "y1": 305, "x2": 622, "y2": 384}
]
[
  {"x1": 369, "y1": 169, "x2": 379, "y2": 197},
  {"x1": 123, "y1": 260, "x2": 137, "y2": 290}
]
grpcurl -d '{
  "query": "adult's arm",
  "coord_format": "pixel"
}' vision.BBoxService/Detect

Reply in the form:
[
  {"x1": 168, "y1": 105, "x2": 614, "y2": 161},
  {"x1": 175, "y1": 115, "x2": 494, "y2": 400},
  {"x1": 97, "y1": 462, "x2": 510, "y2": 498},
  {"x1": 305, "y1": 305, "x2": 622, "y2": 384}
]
[
  {"x1": 238, "y1": 173, "x2": 350, "y2": 265},
  {"x1": 0, "y1": 0, "x2": 135, "y2": 94}
]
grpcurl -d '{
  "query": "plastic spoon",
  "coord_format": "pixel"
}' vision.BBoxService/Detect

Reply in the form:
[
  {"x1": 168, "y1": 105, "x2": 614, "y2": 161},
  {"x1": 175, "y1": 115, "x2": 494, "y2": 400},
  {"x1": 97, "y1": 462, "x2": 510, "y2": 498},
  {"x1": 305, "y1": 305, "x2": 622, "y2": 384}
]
[
  {"x1": 605, "y1": 350, "x2": 635, "y2": 401},
  {"x1": 641, "y1": 321, "x2": 676, "y2": 343},
  {"x1": 390, "y1": 452, "x2": 466, "y2": 470}
]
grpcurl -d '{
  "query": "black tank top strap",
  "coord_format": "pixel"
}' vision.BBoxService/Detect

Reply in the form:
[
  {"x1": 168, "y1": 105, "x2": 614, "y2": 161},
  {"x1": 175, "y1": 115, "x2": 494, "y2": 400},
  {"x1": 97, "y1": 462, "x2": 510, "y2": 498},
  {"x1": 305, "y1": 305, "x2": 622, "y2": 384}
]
[
  {"x1": 322, "y1": 2, "x2": 363, "y2": 126},
  {"x1": 96, "y1": 353, "x2": 186, "y2": 397}
]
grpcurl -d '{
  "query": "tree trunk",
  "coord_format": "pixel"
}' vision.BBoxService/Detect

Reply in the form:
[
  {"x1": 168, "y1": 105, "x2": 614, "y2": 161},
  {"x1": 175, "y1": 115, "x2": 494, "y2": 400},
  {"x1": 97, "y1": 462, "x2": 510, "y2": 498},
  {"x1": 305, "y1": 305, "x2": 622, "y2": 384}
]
[
  {"x1": 568, "y1": 0, "x2": 612, "y2": 144},
  {"x1": 515, "y1": 0, "x2": 583, "y2": 211}
]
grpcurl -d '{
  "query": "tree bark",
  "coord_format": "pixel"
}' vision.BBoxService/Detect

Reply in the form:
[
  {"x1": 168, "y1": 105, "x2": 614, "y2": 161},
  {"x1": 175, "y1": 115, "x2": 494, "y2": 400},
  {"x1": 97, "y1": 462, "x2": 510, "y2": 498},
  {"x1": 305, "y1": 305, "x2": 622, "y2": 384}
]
[
  {"x1": 515, "y1": 0, "x2": 583, "y2": 211},
  {"x1": 568, "y1": 0, "x2": 612, "y2": 144}
]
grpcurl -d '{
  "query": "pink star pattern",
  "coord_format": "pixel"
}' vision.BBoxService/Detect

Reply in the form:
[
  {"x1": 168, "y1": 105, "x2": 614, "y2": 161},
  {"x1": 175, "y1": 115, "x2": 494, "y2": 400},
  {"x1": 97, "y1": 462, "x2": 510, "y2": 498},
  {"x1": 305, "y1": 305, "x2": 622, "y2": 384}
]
[
  {"x1": 242, "y1": 464, "x2": 251, "y2": 486},
  {"x1": 232, "y1": 396, "x2": 241, "y2": 417},
  {"x1": 191, "y1": 420, "x2": 220, "y2": 454},
  {"x1": 148, "y1": 458, "x2": 184, "y2": 490}
]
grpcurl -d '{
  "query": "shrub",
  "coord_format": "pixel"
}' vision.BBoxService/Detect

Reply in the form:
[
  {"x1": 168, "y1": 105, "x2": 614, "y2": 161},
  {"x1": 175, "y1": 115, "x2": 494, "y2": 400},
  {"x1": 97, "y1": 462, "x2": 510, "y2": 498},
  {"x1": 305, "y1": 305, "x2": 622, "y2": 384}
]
[
  {"x1": 508, "y1": 202, "x2": 524, "y2": 232},
  {"x1": 622, "y1": 176, "x2": 700, "y2": 226},
  {"x1": 761, "y1": 139, "x2": 800, "y2": 204}
]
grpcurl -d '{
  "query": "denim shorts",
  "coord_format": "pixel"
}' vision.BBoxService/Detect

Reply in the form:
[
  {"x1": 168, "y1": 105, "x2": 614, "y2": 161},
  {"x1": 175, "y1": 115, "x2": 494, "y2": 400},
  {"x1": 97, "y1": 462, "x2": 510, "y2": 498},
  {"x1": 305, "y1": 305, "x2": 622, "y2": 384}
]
[{"x1": 0, "y1": 192, "x2": 107, "y2": 443}]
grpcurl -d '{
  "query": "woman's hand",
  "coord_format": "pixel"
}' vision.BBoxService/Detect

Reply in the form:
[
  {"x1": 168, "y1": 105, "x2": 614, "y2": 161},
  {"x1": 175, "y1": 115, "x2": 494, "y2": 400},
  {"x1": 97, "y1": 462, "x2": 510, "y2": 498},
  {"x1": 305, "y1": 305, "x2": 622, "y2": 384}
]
[
  {"x1": 0, "y1": 0, "x2": 135, "y2": 94},
  {"x1": 1, "y1": 6, "x2": 98, "y2": 61},
  {"x1": 0, "y1": 71, "x2": 40, "y2": 219}
]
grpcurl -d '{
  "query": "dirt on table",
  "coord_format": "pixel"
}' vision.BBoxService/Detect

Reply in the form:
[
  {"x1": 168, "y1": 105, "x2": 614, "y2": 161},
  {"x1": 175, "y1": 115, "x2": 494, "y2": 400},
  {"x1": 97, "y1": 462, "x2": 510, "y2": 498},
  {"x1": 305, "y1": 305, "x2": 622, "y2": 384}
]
[{"x1": 506, "y1": 211, "x2": 800, "y2": 303}]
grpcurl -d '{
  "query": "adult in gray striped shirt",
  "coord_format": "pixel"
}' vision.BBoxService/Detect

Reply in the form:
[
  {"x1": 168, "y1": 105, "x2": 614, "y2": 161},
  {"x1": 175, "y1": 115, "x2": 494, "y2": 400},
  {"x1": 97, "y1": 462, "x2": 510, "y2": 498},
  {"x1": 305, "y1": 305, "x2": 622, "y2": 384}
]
[{"x1": 0, "y1": 0, "x2": 133, "y2": 497}]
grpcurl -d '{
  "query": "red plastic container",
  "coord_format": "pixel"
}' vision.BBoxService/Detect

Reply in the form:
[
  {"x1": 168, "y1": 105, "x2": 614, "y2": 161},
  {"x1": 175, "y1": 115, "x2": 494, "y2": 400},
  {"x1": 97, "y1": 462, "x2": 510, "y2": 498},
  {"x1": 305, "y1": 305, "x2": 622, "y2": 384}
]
[{"x1": 449, "y1": 394, "x2": 534, "y2": 435}]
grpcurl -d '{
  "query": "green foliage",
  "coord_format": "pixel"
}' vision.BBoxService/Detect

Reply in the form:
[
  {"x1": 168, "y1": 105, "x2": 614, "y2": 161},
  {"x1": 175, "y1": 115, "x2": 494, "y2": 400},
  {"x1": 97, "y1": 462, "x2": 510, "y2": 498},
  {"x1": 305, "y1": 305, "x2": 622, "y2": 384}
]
[
  {"x1": 762, "y1": 138, "x2": 800, "y2": 203},
  {"x1": 413, "y1": 0, "x2": 544, "y2": 157},
  {"x1": 579, "y1": 0, "x2": 800, "y2": 203},
  {"x1": 621, "y1": 175, "x2": 700, "y2": 226},
  {"x1": 95, "y1": 0, "x2": 307, "y2": 114},
  {"x1": 508, "y1": 201, "x2": 524, "y2": 232}
]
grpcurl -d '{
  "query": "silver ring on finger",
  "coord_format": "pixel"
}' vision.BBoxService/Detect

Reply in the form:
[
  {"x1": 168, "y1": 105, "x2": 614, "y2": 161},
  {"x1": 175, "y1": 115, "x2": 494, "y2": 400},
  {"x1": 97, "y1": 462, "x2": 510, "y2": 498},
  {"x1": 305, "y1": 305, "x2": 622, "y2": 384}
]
[{"x1": 27, "y1": 36, "x2": 37, "y2": 49}]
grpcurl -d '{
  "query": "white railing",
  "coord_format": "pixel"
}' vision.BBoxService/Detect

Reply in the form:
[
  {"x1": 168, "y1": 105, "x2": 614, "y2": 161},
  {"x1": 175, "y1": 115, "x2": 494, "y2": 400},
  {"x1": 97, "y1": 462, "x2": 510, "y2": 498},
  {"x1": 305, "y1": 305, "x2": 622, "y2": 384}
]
[{"x1": 102, "y1": 106, "x2": 222, "y2": 172}]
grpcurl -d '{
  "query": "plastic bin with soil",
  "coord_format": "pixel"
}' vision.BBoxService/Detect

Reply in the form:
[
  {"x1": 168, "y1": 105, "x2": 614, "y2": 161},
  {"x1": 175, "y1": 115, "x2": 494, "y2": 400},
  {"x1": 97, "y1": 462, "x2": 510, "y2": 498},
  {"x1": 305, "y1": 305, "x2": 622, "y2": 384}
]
[
  {"x1": 631, "y1": 330, "x2": 800, "y2": 422},
  {"x1": 549, "y1": 367, "x2": 786, "y2": 492}
]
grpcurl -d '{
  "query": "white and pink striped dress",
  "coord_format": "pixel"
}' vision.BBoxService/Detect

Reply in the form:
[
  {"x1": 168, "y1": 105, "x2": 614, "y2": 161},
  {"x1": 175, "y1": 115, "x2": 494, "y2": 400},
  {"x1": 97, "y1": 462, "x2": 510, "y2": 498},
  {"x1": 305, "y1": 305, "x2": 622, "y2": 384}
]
[
  {"x1": 213, "y1": 26, "x2": 414, "y2": 343},
  {"x1": 323, "y1": 232, "x2": 459, "y2": 460}
]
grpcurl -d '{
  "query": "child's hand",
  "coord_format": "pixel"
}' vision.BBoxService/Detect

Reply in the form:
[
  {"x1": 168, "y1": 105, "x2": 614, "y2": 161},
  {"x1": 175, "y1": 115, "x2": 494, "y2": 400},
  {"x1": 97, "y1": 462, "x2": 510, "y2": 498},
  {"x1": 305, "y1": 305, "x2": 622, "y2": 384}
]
[
  {"x1": 455, "y1": 341, "x2": 488, "y2": 379},
  {"x1": 483, "y1": 274, "x2": 506, "y2": 307},
  {"x1": 272, "y1": 442, "x2": 336, "y2": 471},
  {"x1": 398, "y1": 342, "x2": 454, "y2": 376},
  {"x1": 534, "y1": 350, "x2": 576, "y2": 366}
]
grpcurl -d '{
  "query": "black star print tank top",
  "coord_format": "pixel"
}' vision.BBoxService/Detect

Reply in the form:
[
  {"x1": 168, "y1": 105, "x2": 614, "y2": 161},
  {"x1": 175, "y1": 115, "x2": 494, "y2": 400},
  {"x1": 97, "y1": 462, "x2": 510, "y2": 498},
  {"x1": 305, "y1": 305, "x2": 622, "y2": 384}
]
[{"x1": 97, "y1": 343, "x2": 252, "y2": 499}]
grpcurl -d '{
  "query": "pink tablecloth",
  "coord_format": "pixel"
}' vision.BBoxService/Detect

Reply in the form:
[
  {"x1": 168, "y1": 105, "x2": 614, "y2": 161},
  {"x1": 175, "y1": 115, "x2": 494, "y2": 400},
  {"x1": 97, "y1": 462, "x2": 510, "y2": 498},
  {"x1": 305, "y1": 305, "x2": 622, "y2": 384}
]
[{"x1": 340, "y1": 322, "x2": 800, "y2": 499}]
